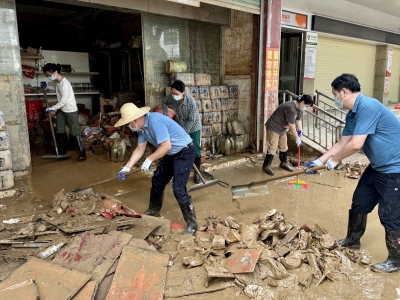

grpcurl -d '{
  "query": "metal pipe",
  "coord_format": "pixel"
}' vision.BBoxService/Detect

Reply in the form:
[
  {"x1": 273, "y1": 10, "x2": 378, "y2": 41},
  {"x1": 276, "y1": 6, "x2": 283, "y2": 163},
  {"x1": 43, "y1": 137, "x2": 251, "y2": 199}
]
[{"x1": 256, "y1": 0, "x2": 265, "y2": 152}]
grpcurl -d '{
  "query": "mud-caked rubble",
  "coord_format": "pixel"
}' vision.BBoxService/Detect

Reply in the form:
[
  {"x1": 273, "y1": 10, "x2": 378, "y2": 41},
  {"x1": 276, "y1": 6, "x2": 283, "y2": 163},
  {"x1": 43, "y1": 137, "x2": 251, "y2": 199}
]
[
  {"x1": 342, "y1": 162, "x2": 367, "y2": 179},
  {"x1": 163, "y1": 209, "x2": 371, "y2": 299}
]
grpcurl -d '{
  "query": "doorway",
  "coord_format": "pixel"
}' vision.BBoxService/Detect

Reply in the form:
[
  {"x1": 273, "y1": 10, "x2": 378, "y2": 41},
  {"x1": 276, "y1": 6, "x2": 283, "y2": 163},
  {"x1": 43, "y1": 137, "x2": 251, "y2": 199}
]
[{"x1": 279, "y1": 32, "x2": 303, "y2": 97}]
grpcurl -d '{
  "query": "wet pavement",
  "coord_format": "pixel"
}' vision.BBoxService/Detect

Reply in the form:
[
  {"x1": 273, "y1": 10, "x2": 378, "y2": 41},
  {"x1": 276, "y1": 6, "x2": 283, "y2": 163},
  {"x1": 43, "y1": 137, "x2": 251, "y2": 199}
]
[{"x1": 1, "y1": 150, "x2": 400, "y2": 299}]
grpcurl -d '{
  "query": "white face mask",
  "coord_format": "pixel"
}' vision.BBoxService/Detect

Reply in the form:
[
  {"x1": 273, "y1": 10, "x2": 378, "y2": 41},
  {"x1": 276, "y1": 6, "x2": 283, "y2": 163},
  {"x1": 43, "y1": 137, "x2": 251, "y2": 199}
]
[
  {"x1": 300, "y1": 107, "x2": 307, "y2": 111},
  {"x1": 172, "y1": 94, "x2": 181, "y2": 101},
  {"x1": 128, "y1": 122, "x2": 140, "y2": 132},
  {"x1": 48, "y1": 75, "x2": 56, "y2": 81}
]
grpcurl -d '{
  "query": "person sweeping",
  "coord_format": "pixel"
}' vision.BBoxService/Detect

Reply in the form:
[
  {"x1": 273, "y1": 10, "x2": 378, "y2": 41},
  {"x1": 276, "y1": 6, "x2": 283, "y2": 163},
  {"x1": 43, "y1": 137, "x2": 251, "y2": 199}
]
[
  {"x1": 115, "y1": 103, "x2": 198, "y2": 235},
  {"x1": 262, "y1": 94, "x2": 313, "y2": 176},
  {"x1": 43, "y1": 63, "x2": 86, "y2": 161},
  {"x1": 162, "y1": 80, "x2": 202, "y2": 183},
  {"x1": 305, "y1": 73, "x2": 400, "y2": 273}
]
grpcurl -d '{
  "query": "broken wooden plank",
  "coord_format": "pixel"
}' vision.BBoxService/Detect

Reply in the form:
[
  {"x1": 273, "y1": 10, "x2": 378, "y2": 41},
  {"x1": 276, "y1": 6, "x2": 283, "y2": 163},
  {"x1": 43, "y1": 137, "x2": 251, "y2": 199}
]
[
  {"x1": 0, "y1": 257, "x2": 90, "y2": 300},
  {"x1": 90, "y1": 232, "x2": 132, "y2": 283},
  {"x1": 94, "y1": 274, "x2": 114, "y2": 300},
  {"x1": 165, "y1": 266, "x2": 235, "y2": 298},
  {"x1": 129, "y1": 215, "x2": 170, "y2": 239},
  {"x1": 127, "y1": 238, "x2": 158, "y2": 251},
  {"x1": 71, "y1": 281, "x2": 97, "y2": 300},
  {"x1": 0, "y1": 279, "x2": 39, "y2": 300},
  {"x1": 276, "y1": 226, "x2": 299, "y2": 248},
  {"x1": 226, "y1": 249, "x2": 262, "y2": 274},
  {"x1": 204, "y1": 265, "x2": 235, "y2": 287},
  {"x1": 105, "y1": 246, "x2": 169, "y2": 300},
  {"x1": 51, "y1": 231, "x2": 120, "y2": 274}
]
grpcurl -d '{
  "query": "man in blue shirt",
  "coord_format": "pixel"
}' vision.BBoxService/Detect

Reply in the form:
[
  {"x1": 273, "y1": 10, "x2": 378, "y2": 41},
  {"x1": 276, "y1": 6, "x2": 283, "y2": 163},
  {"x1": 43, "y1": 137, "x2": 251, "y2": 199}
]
[
  {"x1": 304, "y1": 74, "x2": 400, "y2": 273},
  {"x1": 115, "y1": 103, "x2": 198, "y2": 234}
]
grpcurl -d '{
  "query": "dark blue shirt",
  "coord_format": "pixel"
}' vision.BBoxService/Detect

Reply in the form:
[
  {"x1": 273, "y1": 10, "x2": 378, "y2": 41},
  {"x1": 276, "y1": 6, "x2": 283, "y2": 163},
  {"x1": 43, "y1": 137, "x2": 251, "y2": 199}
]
[
  {"x1": 342, "y1": 93, "x2": 400, "y2": 173},
  {"x1": 138, "y1": 112, "x2": 192, "y2": 155}
]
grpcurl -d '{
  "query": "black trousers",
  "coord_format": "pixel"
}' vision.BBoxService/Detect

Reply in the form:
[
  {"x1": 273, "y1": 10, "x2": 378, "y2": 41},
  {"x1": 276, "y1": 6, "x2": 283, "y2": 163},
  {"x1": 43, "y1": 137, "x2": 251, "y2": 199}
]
[
  {"x1": 352, "y1": 165, "x2": 400, "y2": 231},
  {"x1": 151, "y1": 144, "x2": 196, "y2": 204}
]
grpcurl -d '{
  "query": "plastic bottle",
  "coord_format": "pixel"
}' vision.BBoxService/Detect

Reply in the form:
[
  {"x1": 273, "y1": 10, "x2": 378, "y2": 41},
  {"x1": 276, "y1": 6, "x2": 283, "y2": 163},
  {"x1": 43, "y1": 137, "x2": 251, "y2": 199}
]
[
  {"x1": 38, "y1": 46, "x2": 42, "y2": 56},
  {"x1": 39, "y1": 242, "x2": 64, "y2": 259}
]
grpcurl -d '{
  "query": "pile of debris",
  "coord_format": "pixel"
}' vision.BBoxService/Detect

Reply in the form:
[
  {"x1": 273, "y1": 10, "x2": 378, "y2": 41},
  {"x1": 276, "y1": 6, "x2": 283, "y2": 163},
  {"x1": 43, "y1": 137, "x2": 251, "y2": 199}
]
[
  {"x1": 159, "y1": 209, "x2": 371, "y2": 299},
  {"x1": 342, "y1": 162, "x2": 367, "y2": 179},
  {"x1": 0, "y1": 190, "x2": 172, "y2": 299}
]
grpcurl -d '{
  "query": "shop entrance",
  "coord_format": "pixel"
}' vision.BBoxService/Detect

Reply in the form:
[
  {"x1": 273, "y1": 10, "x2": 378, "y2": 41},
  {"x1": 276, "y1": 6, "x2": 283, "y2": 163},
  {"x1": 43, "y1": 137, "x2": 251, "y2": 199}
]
[{"x1": 279, "y1": 32, "x2": 303, "y2": 98}]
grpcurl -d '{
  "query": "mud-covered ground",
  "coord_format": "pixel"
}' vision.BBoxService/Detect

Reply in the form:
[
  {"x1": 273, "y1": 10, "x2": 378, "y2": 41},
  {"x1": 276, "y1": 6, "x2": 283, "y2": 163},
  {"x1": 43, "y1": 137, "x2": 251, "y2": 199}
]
[{"x1": 1, "y1": 152, "x2": 399, "y2": 299}]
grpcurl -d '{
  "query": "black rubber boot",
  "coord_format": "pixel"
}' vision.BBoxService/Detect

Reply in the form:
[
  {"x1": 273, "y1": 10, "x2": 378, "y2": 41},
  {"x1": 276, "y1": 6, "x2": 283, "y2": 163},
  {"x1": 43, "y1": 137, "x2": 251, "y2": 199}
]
[
  {"x1": 279, "y1": 151, "x2": 293, "y2": 172},
  {"x1": 55, "y1": 133, "x2": 67, "y2": 155},
  {"x1": 371, "y1": 230, "x2": 400, "y2": 273},
  {"x1": 143, "y1": 189, "x2": 164, "y2": 217},
  {"x1": 194, "y1": 156, "x2": 201, "y2": 184},
  {"x1": 178, "y1": 199, "x2": 198, "y2": 235},
  {"x1": 262, "y1": 153, "x2": 274, "y2": 176},
  {"x1": 336, "y1": 209, "x2": 367, "y2": 249},
  {"x1": 76, "y1": 135, "x2": 87, "y2": 161}
]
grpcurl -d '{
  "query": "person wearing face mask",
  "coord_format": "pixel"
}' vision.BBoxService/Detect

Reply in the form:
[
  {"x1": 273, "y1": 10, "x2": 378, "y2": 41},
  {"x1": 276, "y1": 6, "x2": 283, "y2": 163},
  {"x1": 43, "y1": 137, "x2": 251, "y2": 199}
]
[
  {"x1": 43, "y1": 63, "x2": 86, "y2": 161},
  {"x1": 161, "y1": 80, "x2": 202, "y2": 183},
  {"x1": 262, "y1": 94, "x2": 313, "y2": 176},
  {"x1": 115, "y1": 103, "x2": 198, "y2": 235},
  {"x1": 304, "y1": 73, "x2": 400, "y2": 273}
]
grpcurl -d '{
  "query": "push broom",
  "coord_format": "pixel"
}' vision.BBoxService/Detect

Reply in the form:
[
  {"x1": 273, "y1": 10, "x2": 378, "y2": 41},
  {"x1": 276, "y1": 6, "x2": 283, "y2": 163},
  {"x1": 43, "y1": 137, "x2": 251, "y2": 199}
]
[{"x1": 287, "y1": 146, "x2": 309, "y2": 189}]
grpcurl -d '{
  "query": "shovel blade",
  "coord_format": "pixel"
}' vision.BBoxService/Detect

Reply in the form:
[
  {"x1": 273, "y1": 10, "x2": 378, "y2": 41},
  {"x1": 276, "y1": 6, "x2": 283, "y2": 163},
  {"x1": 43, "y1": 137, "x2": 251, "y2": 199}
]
[
  {"x1": 231, "y1": 182, "x2": 269, "y2": 199},
  {"x1": 189, "y1": 179, "x2": 219, "y2": 192}
]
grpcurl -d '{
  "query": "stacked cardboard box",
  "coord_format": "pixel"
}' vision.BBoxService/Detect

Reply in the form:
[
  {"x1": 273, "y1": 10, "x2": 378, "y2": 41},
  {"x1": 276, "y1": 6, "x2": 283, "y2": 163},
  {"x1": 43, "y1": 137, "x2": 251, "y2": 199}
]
[{"x1": 166, "y1": 74, "x2": 246, "y2": 154}]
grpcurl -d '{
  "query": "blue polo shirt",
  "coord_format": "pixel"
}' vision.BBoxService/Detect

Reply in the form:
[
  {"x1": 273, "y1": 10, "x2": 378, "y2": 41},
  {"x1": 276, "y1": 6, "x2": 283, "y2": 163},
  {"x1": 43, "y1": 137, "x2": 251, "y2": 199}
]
[
  {"x1": 342, "y1": 93, "x2": 400, "y2": 173},
  {"x1": 138, "y1": 112, "x2": 192, "y2": 155}
]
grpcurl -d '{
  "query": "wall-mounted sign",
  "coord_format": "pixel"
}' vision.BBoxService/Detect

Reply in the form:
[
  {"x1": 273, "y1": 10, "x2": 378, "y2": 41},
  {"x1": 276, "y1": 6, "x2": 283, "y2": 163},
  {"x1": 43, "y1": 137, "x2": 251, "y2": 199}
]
[
  {"x1": 281, "y1": 11, "x2": 307, "y2": 29},
  {"x1": 265, "y1": 48, "x2": 279, "y2": 90},
  {"x1": 306, "y1": 32, "x2": 318, "y2": 47},
  {"x1": 304, "y1": 47, "x2": 316, "y2": 80},
  {"x1": 384, "y1": 77, "x2": 390, "y2": 94},
  {"x1": 386, "y1": 50, "x2": 393, "y2": 77}
]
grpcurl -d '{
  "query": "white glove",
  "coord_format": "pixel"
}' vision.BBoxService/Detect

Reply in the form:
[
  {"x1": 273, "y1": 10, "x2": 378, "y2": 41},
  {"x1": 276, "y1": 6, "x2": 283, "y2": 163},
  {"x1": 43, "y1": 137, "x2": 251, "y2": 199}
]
[
  {"x1": 295, "y1": 138, "x2": 302, "y2": 147},
  {"x1": 326, "y1": 158, "x2": 340, "y2": 170},
  {"x1": 118, "y1": 166, "x2": 131, "y2": 180},
  {"x1": 141, "y1": 158, "x2": 153, "y2": 172},
  {"x1": 304, "y1": 159, "x2": 323, "y2": 174}
]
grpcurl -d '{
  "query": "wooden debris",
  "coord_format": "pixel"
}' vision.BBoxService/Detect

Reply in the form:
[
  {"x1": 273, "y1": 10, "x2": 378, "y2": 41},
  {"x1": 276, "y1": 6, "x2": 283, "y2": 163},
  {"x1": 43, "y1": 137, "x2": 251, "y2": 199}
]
[
  {"x1": 0, "y1": 257, "x2": 90, "y2": 300},
  {"x1": 105, "y1": 246, "x2": 169, "y2": 300},
  {"x1": 226, "y1": 249, "x2": 262, "y2": 274},
  {"x1": 204, "y1": 265, "x2": 235, "y2": 287},
  {"x1": 0, "y1": 279, "x2": 39, "y2": 300},
  {"x1": 72, "y1": 281, "x2": 97, "y2": 300}
]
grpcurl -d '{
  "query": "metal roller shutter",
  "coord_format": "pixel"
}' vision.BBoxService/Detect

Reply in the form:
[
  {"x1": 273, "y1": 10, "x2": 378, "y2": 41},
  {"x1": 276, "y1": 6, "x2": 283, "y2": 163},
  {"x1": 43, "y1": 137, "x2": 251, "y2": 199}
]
[
  {"x1": 314, "y1": 36, "x2": 376, "y2": 97},
  {"x1": 201, "y1": 0, "x2": 260, "y2": 14},
  {"x1": 388, "y1": 48, "x2": 400, "y2": 103}
]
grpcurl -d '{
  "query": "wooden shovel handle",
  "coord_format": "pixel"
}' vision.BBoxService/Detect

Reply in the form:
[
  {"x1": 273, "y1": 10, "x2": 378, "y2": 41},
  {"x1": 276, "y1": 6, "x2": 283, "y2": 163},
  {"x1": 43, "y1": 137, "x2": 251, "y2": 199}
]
[
  {"x1": 73, "y1": 168, "x2": 141, "y2": 192},
  {"x1": 252, "y1": 165, "x2": 326, "y2": 185}
]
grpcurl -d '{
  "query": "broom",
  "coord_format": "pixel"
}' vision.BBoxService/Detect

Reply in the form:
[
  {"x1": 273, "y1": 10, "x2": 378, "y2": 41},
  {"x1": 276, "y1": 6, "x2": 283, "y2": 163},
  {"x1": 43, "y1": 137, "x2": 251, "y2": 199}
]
[{"x1": 287, "y1": 146, "x2": 309, "y2": 189}]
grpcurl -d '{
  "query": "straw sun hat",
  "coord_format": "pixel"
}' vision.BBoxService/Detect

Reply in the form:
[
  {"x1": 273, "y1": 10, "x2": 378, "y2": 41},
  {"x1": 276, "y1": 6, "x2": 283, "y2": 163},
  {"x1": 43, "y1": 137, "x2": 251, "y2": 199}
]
[{"x1": 114, "y1": 103, "x2": 151, "y2": 127}]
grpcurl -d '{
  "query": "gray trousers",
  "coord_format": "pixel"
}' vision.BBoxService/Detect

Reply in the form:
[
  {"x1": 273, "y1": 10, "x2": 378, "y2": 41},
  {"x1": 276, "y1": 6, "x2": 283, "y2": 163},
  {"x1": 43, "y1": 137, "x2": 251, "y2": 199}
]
[{"x1": 55, "y1": 110, "x2": 80, "y2": 137}]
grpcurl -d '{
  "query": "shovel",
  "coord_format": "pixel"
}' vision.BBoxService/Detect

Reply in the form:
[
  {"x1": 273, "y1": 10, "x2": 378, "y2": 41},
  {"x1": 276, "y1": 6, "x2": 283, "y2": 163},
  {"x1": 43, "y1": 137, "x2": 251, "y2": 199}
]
[
  {"x1": 189, "y1": 164, "x2": 220, "y2": 192},
  {"x1": 231, "y1": 165, "x2": 326, "y2": 199},
  {"x1": 73, "y1": 169, "x2": 140, "y2": 194}
]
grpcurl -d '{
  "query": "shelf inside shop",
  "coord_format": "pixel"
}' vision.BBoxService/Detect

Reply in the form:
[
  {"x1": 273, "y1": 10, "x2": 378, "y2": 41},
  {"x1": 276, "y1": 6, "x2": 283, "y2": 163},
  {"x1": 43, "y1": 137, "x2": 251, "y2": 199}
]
[
  {"x1": 35, "y1": 72, "x2": 100, "y2": 77},
  {"x1": 21, "y1": 55, "x2": 44, "y2": 59},
  {"x1": 24, "y1": 92, "x2": 100, "y2": 96}
]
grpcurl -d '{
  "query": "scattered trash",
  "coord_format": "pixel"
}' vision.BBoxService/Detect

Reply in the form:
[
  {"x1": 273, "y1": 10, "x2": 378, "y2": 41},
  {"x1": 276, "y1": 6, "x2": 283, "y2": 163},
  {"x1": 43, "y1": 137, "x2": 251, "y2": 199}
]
[
  {"x1": 2, "y1": 218, "x2": 20, "y2": 224},
  {"x1": 344, "y1": 161, "x2": 367, "y2": 179}
]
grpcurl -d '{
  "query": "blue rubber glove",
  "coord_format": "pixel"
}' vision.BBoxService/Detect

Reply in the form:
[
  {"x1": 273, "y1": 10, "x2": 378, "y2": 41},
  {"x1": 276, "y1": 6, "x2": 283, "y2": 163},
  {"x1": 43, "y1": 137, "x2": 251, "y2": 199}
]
[
  {"x1": 118, "y1": 166, "x2": 131, "y2": 180},
  {"x1": 45, "y1": 107, "x2": 54, "y2": 113},
  {"x1": 297, "y1": 129, "x2": 302, "y2": 137},
  {"x1": 141, "y1": 158, "x2": 152, "y2": 172},
  {"x1": 295, "y1": 138, "x2": 302, "y2": 148},
  {"x1": 304, "y1": 159, "x2": 323, "y2": 174},
  {"x1": 326, "y1": 158, "x2": 340, "y2": 170}
]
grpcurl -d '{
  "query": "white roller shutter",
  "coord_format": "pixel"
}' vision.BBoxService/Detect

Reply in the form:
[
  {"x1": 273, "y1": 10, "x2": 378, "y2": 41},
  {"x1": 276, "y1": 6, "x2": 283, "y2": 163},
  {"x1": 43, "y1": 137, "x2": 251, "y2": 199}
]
[
  {"x1": 314, "y1": 36, "x2": 376, "y2": 97},
  {"x1": 388, "y1": 48, "x2": 400, "y2": 103}
]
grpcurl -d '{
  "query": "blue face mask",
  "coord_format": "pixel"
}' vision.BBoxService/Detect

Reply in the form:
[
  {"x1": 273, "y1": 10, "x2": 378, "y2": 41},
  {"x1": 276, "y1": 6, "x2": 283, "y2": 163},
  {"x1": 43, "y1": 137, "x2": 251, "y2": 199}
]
[
  {"x1": 48, "y1": 75, "x2": 56, "y2": 81},
  {"x1": 334, "y1": 94, "x2": 344, "y2": 108}
]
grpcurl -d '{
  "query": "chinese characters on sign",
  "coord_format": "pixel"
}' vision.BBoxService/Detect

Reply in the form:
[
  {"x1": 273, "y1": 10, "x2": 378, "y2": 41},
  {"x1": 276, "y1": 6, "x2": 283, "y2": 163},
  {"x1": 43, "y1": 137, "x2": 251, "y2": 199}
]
[{"x1": 266, "y1": 48, "x2": 279, "y2": 91}]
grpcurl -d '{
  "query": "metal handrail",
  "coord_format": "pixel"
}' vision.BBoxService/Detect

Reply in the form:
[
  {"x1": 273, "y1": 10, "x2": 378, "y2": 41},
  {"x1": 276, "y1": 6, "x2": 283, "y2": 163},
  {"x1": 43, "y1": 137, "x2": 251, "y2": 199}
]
[
  {"x1": 315, "y1": 89, "x2": 347, "y2": 121},
  {"x1": 278, "y1": 90, "x2": 346, "y2": 150}
]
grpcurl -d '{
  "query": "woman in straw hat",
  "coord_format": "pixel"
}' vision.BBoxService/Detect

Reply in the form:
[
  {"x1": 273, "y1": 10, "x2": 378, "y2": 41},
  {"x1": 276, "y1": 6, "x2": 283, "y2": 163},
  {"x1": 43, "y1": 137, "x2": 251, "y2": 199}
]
[{"x1": 115, "y1": 103, "x2": 198, "y2": 234}]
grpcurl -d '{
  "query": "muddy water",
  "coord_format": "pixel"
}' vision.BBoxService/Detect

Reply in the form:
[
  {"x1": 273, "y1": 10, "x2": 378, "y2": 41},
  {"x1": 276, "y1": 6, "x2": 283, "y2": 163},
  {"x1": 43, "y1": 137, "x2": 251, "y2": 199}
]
[{"x1": 8, "y1": 153, "x2": 400, "y2": 299}]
